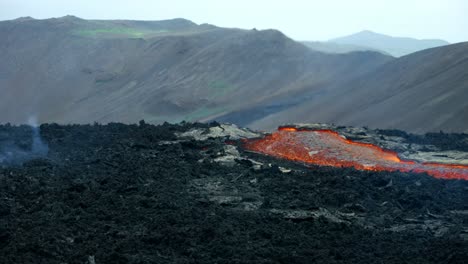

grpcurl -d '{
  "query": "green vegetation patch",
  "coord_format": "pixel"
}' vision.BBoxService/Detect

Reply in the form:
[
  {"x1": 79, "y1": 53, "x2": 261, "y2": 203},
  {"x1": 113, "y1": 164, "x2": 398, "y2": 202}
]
[{"x1": 72, "y1": 27, "x2": 167, "y2": 38}]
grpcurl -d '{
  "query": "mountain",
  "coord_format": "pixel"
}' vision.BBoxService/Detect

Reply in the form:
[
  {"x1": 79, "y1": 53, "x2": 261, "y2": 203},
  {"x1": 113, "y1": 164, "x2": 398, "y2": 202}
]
[
  {"x1": 0, "y1": 16, "x2": 391, "y2": 125},
  {"x1": 330, "y1": 30, "x2": 449, "y2": 57},
  {"x1": 301, "y1": 41, "x2": 388, "y2": 55},
  {"x1": 3, "y1": 17, "x2": 464, "y2": 133},
  {"x1": 247, "y1": 42, "x2": 468, "y2": 133}
]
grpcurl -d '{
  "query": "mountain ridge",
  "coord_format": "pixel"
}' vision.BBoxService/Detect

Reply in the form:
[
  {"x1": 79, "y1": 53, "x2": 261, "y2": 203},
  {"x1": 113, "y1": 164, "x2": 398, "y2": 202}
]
[
  {"x1": 0, "y1": 16, "x2": 392, "y2": 126},
  {"x1": 1, "y1": 16, "x2": 466, "y2": 133},
  {"x1": 247, "y1": 42, "x2": 468, "y2": 133}
]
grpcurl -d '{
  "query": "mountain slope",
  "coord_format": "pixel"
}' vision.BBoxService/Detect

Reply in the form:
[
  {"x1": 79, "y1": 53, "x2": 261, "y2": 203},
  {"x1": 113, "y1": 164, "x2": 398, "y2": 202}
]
[
  {"x1": 0, "y1": 16, "x2": 392, "y2": 125},
  {"x1": 330, "y1": 30, "x2": 449, "y2": 57},
  {"x1": 301, "y1": 41, "x2": 388, "y2": 55},
  {"x1": 249, "y1": 42, "x2": 468, "y2": 133}
]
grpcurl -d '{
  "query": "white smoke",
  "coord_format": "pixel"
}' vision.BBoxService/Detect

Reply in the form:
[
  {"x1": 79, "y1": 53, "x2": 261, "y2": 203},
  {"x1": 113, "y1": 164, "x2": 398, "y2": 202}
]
[
  {"x1": 0, "y1": 116, "x2": 48, "y2": 165},
  {"x1": 27, "y1": 116, "x2": 48, "y2": 156}
]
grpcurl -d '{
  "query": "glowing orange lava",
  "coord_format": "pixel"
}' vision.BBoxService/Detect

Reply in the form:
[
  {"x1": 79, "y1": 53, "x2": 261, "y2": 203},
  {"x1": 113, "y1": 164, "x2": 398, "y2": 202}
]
[{"x1": 244, "y1": 127, "x2": 468, "y2": 180}]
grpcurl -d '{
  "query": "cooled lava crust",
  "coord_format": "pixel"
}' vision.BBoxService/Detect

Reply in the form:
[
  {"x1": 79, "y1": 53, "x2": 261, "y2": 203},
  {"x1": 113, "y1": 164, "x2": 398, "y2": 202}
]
[{"x1": 0, "y1": 122, "x2": 467, "y2": 263}]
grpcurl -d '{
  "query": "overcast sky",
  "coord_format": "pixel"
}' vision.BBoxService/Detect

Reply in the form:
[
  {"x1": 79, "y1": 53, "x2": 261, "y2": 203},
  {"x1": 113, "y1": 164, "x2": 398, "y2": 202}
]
[{"x1": 0, "y1": 0, "x2": 466, "y2": 43}]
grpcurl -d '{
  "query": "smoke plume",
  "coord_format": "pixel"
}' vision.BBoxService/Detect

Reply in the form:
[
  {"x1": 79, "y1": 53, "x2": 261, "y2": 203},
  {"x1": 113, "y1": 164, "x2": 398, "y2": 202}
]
[{"x1": 0, "y1": 117, "x2": 49, "y2": 165}]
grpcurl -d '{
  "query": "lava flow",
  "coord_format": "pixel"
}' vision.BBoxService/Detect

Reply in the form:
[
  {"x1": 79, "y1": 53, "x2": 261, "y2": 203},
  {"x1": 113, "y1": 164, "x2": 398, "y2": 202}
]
[{"x1": 243, "y1": 127, "x2": 468, "y2": 180}]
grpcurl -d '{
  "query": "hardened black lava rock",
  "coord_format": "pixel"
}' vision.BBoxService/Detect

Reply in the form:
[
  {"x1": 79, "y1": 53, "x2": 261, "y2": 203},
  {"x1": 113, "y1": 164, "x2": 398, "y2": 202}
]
[
  {"x1": 0, "y1": 122, "x2": 466, "y2": 264},
  {"x1": 376, "y1": 129, "x2": 468, "y2": 151}
]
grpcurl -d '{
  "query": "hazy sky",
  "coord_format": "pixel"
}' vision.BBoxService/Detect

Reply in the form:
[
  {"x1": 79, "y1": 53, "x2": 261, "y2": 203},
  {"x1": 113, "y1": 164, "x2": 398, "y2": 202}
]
[{"x1": 0, "y1": 0, "x2": 466, "y2": 42}]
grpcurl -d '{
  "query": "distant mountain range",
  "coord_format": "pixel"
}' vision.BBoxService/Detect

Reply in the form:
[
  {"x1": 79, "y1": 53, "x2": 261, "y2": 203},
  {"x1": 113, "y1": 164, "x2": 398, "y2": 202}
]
[
  {"x1": 0, "y1": 16, "x2": 466, "y2": 133},
  {"x1": 303, "y1": 30, "x2": 449, "y2": 57}
]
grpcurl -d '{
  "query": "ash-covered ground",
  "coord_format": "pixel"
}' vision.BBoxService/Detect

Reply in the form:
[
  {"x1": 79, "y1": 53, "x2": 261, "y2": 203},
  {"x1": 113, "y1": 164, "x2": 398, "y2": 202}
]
[{"x1": 0, "y1": 122, "x2": 467, "y2": 264}]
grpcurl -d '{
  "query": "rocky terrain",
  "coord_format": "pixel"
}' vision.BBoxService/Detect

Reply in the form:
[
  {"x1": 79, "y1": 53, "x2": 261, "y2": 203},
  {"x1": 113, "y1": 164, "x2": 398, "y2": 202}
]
[{"x1": 0, "y1": 122, "x2": 467, "y2": 263}]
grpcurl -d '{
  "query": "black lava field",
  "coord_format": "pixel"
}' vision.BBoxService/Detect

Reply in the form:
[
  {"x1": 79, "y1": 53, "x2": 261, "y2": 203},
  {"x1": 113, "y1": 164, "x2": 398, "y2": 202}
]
[{"x1": 0, "y1": 122, "x2": 467, "y2": 263}]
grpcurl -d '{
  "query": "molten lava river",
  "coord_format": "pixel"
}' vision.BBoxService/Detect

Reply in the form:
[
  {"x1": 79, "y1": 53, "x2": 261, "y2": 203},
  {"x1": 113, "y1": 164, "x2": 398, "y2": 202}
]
[{"x1": 243, "y1": 127, "x2": 468, "y2": 180}]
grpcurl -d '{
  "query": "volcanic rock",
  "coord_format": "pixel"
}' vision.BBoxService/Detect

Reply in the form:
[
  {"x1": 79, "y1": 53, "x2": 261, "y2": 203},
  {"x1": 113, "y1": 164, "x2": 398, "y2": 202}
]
[{"x1": 0, "y1": 122, "x2": 466, "y2": 263}]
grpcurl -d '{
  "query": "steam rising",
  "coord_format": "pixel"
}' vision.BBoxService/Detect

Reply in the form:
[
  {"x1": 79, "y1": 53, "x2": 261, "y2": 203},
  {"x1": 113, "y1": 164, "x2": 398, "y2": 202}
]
[
  {"x1": 0, "y1": 117, "x2": 49, "y2": 165},
  {"x1": 28, "y1": 117, "x2": 48, "y2": 156}
]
